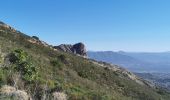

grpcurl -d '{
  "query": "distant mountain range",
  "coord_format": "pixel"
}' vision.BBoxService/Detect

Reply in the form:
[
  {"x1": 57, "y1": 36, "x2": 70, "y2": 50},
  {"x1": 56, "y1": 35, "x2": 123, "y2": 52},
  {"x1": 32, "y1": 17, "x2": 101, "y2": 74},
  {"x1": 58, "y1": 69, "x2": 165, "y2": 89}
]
[{"x1": 88, "y1": 51, "x2": 170, "y2": 73}]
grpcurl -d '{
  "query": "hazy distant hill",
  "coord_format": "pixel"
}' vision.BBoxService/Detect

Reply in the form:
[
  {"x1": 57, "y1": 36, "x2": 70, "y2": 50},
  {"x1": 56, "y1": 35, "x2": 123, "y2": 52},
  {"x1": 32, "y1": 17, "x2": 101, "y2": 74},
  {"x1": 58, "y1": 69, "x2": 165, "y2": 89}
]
[
  {"x1": 121, "y1": 52, "x2": 170, "y2": 64},
  {"x1": 87, "y1": 51, "x2": 145, "y2": 68},
  {"x1": 88, "y1": 51, "x2": 170, "y2": 73}
]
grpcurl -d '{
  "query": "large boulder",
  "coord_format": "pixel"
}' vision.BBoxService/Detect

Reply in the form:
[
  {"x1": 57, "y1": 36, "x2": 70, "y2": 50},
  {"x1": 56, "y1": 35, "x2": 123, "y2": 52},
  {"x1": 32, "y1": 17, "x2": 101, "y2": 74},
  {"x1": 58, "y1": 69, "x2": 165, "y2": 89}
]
[{"x1": 54, "y1": 42, "x2": 87, "y2": 57}]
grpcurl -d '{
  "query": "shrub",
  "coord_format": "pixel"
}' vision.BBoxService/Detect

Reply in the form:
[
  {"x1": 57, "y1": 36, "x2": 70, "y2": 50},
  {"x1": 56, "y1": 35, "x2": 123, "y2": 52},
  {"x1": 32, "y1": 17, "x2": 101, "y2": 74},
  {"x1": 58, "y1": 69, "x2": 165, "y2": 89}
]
[
  {"x1": 50, "y1": 59, "x2": 62, "y2": 70},
  {"x1": 58, "y1": 54, "x2": 66, "y2": 61},
  {"x1": 8, "y1": 49, "x2": 28, "y2": 63},
  {"x1": 57, "y1": 54, "x2": 68, "y2": 64},
  {"x1": 8, "y1": 49, "x2": 38, "y2": 82},
  {"x1": 77, "y1": 70, "x2": 88, "y2": 78}
]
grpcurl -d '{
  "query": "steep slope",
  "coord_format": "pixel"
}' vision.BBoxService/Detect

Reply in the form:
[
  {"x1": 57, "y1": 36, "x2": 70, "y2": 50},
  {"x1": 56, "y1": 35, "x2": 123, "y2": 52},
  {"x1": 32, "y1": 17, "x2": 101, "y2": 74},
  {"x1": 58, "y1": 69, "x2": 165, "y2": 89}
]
[{"x1": 0, "y1": 22, "x2": 170, "y2": 100}]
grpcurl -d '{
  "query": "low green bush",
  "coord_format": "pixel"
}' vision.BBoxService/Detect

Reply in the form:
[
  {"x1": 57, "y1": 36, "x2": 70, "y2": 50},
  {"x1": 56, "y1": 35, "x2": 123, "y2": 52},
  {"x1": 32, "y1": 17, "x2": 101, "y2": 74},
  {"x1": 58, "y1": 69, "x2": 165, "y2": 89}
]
[
  {"x1": 8, "y1": 49, "x2": 38, "y2": 82},
  {"x1": 77, "y1": 70, "x2": 88, "y2": 78},
  {"x1": 50, "y1": 59, "x2": 62, "y2": 70}
]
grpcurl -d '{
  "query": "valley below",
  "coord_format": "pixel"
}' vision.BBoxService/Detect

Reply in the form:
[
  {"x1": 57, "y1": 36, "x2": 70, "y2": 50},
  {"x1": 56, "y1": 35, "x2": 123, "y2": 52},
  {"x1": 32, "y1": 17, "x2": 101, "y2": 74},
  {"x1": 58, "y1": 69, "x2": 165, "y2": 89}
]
[
  {"x1": 88, "y1": 51, "x2": 170, "y2": 93},
  {"x1": 136, "y1": 72, "x2": 170, "y2": 91}
]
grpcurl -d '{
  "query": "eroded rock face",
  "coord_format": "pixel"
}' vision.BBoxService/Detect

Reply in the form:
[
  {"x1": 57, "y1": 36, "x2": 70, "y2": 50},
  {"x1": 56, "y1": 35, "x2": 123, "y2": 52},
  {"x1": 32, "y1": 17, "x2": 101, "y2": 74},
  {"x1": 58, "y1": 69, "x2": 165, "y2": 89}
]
[
  {"x1": 54, "y1": 42, "x2": 87, "y2": 57},
  {"x1": 54, "y1": 44, "x2": 73, "y2": 53}
]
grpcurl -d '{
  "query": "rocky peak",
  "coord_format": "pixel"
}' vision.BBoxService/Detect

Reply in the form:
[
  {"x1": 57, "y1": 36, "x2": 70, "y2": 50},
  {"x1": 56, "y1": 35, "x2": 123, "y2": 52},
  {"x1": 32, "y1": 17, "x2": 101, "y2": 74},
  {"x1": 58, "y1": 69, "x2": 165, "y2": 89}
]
[
  {"x1": 54, "y1": 42, "x2": 87, "y2": 57},
  {"x1": 72, "y1": 43, "x2": 87, "y2": 56}
]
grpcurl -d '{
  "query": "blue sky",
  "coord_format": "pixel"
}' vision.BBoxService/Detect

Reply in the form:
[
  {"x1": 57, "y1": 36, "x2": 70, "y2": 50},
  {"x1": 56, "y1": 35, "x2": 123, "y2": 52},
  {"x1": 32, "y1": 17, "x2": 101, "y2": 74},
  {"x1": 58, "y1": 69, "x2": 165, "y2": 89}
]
[{"x1": 1, "y1": 0, "x2": 170, "y2": 52}]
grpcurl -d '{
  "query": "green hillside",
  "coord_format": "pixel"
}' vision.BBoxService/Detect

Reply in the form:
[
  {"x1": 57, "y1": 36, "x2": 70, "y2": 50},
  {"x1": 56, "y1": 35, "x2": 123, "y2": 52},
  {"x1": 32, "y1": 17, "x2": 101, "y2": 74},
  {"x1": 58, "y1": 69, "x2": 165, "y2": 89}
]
[{"x1": 0, "y1": 22, "x2": 170, "y2": 100}]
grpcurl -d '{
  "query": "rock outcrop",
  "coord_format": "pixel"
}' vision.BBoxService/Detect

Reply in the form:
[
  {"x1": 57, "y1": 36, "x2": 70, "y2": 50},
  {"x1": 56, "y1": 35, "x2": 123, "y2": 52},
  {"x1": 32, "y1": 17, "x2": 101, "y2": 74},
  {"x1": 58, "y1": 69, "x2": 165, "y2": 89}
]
[{"x1": 54, "y1": 42, "x2": 87, "y2": 57}]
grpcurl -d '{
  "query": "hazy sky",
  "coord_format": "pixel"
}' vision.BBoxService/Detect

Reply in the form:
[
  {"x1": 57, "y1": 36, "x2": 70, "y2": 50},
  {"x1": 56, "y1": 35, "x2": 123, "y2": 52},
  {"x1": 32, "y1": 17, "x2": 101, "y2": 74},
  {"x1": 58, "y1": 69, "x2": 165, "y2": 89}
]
[{"x1": 1, "y1": 0, "x2": 170, "y2": 52}]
